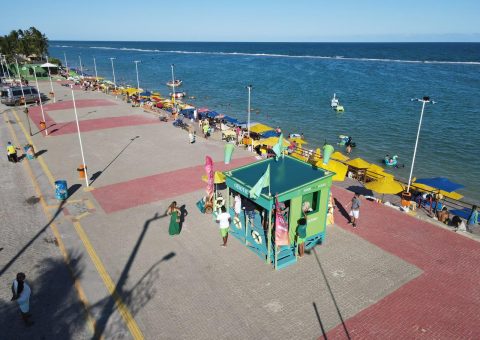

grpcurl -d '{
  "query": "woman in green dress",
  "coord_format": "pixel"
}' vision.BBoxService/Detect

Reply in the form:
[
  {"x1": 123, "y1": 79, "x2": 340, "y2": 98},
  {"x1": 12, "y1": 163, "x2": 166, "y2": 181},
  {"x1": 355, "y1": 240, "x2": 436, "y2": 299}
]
[{"x1": 167, "y1": 201, "x2": 181, "y2": 236}]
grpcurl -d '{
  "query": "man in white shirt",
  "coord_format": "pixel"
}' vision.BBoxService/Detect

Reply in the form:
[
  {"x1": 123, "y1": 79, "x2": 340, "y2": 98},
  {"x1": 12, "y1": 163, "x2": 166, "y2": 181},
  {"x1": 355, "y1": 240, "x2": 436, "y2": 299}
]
[{"x1": 216, "y1": 206, "x2": 232, "y2": 247}]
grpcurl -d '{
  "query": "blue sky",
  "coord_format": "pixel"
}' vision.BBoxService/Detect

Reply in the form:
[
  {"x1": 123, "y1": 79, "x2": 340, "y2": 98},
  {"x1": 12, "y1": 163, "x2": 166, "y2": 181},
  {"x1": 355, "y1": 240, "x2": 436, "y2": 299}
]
[{"x1": 2, "y1": 0, "x2": 479, "y2": 42}]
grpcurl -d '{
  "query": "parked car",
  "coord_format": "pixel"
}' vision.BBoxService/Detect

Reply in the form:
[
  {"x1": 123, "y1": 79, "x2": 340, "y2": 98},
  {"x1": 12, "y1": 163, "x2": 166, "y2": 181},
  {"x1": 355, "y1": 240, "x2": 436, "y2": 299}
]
[{"x1": 1, "y1": 86, "x2": 41, "y2": 106}]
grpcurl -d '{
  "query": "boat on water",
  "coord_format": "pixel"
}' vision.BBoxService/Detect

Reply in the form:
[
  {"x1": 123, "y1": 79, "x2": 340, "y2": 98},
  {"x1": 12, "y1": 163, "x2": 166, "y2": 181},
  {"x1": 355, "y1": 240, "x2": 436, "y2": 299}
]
[
  {"x1": 170, "y1": 91, "x2": 186, "y2": 99},
  {"x1": 166, "y1": 79, "x2": 182, "y2": 87},
  {"x1": 331, "y1": 93, "x2": 344, "y2": 112}
]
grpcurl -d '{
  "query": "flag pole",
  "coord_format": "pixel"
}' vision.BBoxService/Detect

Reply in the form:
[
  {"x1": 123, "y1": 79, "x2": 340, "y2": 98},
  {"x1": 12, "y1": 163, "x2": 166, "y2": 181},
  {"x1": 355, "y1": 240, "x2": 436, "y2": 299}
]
[{"x1": 267, "y1": 206, "x2": 272, "y2": 265}]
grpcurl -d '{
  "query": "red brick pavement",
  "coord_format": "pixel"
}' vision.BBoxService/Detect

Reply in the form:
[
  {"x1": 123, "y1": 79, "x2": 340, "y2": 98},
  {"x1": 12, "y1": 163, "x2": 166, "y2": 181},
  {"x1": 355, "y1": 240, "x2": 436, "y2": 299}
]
[
  {"x1": 323, "y1": 186, "x2": 480, "y2": 339},
  {"x1": 26, "y1": 99, "x2": 159, "y2": 135},
  {"x1": 92, "y1": 156, "x2": 254, "y2": 214}
]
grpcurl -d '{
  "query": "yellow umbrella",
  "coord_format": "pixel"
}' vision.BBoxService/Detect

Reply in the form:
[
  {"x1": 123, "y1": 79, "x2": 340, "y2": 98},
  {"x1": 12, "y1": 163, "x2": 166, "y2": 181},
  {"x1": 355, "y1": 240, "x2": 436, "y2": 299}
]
[
  {"x1": 250, "y1": 123, "x2": 275, "y2": 134},
  {"x1": 316, "y1": 159, "x2": 348, "y2": 181},
  {"x1": 367, "y1": 163, "x2": 384, "y2": 173},
  {"x1": 365, "y1": 178, "x2": 404, "y2": 195},
  {"x1": 347, "y1": 157, "x2": 371, "y2": 169},
  {"x1": 202, "y1": 171, "x2": 226, "y2": 184},
  {"x1": 331, "y1": 151, "x2": 350, "y2": 162},
  {"x1": 411, "y1": 182, "x2": 464, "y2": 200},
  {"x1": 289, "y1": 137, "x2": 308, "y2": 145},
  {"x1": 253, "y1": 136, "x2": 290, "y2": 147},
  {"x1": 366, "y1": 164, "x2": 394, "y2": 181}
]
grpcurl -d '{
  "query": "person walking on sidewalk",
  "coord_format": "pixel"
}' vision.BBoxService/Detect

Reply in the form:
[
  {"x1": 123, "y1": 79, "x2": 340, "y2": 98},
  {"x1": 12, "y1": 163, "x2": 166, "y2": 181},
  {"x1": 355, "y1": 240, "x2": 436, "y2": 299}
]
[
  {"x1": 346, "y1": 193, "x2": 361, "y2": 228},
  {"x1": 6, "y1": 142, "x2": 20, "y2": 163},
  {"x1": 167, "y1": 201, "x2": 181, "y2": 236},
  {"x1": 216, "y1": 206, "x2": 231, "y2": 247},
  {"x1": 11, "y1": 272, "x2": 33, "y2": 326}
]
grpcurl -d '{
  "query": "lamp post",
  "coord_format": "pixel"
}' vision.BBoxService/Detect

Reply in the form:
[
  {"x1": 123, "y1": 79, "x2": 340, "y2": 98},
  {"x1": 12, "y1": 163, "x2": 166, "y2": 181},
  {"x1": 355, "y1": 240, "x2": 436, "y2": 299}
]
[
  {"x1": 78, "y1": 55, "x2": 83, "y2": 76},
  {"x1": 70, "y1": 86, "x2": 89, "y2": 187},
  {"x1": 246, "y1": 85, "x2": 253, "y2": 138},
  {"x1": 110, "y1": 57, "x2": 117, "y2": 90},
  {"x1": 134, "y1": 60, "x2": 141, "y2": 96},
  {"x1": 406, "y1": 96, "x2": 435, "y2": 193},
  {"x1": 46, "y1": 56, "x2": 56, "y2": 103},
  {"x1": 171, "y1": 64, "x2": 176, "y2": 110},
  {"x1": 15, "y1": 59, "x2": 32, "y2": 136},
  {"x1": 33, "y1": 66, "x2": 48, "y2": 136},
  {"x1": 93, "y1": 57, "x2": 98, "y2": 79}
]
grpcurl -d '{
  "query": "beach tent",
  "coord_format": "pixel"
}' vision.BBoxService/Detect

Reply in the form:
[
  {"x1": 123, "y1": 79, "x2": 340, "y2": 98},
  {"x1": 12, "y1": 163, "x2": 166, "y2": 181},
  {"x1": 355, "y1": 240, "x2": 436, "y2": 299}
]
[
  {"x1": 250, "y1": 123, "x2": 274, "y2": 134},
  {"x1": 224, "y1": 155, "x2": 333, "y2": 269}
]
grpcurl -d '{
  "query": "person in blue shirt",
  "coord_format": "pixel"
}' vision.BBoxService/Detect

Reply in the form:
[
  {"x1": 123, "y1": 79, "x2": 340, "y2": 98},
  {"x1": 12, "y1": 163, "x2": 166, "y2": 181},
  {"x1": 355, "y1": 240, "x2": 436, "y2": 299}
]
[{"x1": 467, "y1": 205, "x2": 478, "y2": 234}]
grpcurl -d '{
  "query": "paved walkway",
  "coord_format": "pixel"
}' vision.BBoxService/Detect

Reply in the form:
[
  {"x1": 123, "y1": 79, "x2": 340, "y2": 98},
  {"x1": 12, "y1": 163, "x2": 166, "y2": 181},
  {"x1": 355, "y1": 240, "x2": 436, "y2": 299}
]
[{"x1": 1, "y1": 80, "x2": 479, "y2": 339}]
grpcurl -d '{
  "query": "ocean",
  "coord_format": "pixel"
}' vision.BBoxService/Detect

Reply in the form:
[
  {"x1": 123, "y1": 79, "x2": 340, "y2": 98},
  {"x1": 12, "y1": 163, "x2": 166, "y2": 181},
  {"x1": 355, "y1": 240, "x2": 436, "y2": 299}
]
[{"x1": 49, "y1": 42, "x2": 480, "y2": 203}]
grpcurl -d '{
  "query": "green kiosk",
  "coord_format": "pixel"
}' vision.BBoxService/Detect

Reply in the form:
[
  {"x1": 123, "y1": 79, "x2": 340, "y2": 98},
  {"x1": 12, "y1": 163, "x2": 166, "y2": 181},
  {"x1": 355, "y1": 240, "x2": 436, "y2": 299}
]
[{"x1": 224, "y1": 155, "x2": 334, "y2": 270}]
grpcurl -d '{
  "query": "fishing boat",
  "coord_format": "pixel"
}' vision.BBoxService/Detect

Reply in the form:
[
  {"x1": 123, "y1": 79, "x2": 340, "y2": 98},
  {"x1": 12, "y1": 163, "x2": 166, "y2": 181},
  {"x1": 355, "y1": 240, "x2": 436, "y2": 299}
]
[
  {"x1": 331, "y1": 93, "x2": 339, "y2": 108},
  {"x1": 170, "y1": 91, "x2": 186, "y2": 99},
  {"x1": 166, "y1": 79, "x2": 182, "y2": 87}
]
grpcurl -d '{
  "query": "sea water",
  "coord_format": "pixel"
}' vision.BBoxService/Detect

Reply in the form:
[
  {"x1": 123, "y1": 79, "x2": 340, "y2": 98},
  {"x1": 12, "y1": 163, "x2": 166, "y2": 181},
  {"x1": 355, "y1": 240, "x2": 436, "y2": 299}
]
[{"x1": 49, "y1": 42, "x2": 480, "y2": 203}]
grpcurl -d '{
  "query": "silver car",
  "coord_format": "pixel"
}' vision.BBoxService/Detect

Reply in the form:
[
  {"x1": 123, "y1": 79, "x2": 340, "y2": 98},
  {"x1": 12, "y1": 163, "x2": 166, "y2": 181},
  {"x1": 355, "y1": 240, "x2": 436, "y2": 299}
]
[{"x1": 1, "y1": 86, "x2": 40, "y2": 106}]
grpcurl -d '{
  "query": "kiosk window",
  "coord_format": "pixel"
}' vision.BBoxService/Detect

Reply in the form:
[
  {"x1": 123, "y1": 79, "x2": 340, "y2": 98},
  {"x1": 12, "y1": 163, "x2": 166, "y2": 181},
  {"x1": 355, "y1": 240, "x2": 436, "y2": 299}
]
[{"x1": 302, "y1": 191, "x2": 320, "y2": 214}]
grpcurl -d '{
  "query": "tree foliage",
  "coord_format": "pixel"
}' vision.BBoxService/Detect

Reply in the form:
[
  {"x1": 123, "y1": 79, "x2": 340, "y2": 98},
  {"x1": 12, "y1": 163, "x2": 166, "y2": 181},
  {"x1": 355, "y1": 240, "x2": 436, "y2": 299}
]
[{"x1": 0, "y1": 27, "x2": 49, "y2": 61}]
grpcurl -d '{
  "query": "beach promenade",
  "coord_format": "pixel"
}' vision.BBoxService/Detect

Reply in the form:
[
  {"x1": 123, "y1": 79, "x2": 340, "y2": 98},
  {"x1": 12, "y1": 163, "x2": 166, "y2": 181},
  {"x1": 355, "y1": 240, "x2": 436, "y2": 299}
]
[{"x1": 1, "y1": 81, "x2": 479, "y2": 339}]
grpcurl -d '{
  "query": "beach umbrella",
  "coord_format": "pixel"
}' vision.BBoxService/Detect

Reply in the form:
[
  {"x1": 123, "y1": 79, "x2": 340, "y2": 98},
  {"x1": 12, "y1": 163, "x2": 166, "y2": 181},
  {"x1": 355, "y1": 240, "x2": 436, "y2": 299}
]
[
  {"x1": 40, "y1": 62, "x2": 58, "y2": 68},
  {"x1": 253, "y1": 137, "x2": 289, "y2": 148},
  {"x1": 317, "y1": 160, "x2": 348, "y2": 182},
  {"x1": 331, "y1": 151, "x2": 349, "y2": 162},
  {"x1": 140, "y1": 91, "x2": 152, "y2": 97},
  {"x1": 250, "y1": 123, "x2": 275, "y2": 133},
  {"x1": 289, "y1": 137, "x2": 308, "y2": 145},
  {"x1": 260, "y1": 130, "x2": 278, "y2": 138},
  {"x1": 414, "y1": 177, "x2": 464, "y2": 193},
  {"x1": 347, "y1": 157, "x2": 370, "y2": 169},
  {"x1": 365, "y1": 177, "x2": 404, "y2": 195}
]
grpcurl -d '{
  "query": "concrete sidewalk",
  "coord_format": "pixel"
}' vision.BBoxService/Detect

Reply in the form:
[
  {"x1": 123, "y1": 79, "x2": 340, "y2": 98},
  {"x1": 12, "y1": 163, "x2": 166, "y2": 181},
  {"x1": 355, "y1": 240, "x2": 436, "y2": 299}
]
[{"x1": 1, "y1": 80, "x2": 479, "y2": 339}]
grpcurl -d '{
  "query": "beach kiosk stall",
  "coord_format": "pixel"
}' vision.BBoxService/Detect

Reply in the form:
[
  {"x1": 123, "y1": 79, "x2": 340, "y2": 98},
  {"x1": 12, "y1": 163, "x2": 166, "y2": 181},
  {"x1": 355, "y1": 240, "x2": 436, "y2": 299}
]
[{"x1": 224, "y1": 155, "x2": 334, "y2": 269}]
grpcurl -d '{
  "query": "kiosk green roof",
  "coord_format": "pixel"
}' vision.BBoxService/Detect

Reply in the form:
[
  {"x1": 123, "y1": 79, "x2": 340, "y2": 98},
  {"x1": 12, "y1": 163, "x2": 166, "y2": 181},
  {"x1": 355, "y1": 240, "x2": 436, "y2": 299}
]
[{"x1": 225, "y1": 156, "x2": 334, "y2": 208}]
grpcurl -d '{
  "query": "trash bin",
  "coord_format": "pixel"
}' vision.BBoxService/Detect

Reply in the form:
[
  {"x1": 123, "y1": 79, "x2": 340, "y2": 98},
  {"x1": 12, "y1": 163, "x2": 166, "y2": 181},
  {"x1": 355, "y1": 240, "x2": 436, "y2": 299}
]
[
  {"x1": 23, "y1": 145, "x2": 35, "y2": 160},
  {"x1": 401, "y1": 191, "x2": 412, "y2": 207},
  {"x1": 77, "y1": 165, "x2": 87, "y2": 179},
  {"x1": 55, "y1": 180, "x2": 68, "y2": 200}
]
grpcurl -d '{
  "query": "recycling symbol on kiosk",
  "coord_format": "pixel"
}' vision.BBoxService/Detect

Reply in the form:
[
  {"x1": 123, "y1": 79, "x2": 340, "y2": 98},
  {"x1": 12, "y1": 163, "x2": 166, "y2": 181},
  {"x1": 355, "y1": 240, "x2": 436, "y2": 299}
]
[
  {"x1": 233, "y1": 217, "x2": 242, "y2": 229},
  {"x1": 251, "y1": 230, "x2": 262, "y2": 244}
]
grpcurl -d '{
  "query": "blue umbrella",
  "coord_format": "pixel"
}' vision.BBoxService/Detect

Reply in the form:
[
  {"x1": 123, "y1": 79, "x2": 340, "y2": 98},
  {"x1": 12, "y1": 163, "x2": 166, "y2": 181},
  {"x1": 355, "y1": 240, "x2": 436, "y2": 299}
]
[
  {"x1": 414, "y1": 177, "x2": 464, "y2": 193},
  {"x1": 261, "y1": 130, "x2": 279, "y2": 138},
  {"x1": 140, "y1": 91, "x2": 152, "y2": 97}
]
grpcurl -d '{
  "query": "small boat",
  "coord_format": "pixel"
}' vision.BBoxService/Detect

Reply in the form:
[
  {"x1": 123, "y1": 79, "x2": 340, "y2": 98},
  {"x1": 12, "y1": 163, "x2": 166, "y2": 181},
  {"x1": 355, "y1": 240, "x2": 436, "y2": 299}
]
[
  {"x1": 170, "y1": 91, "x2": 186, "y2": 99},
  {"x1": 166, "y1": 80, "x2": 182, "y2": 87},
  {"x1": 331, "y1": 93, "x2": 339, "y2": 108}
]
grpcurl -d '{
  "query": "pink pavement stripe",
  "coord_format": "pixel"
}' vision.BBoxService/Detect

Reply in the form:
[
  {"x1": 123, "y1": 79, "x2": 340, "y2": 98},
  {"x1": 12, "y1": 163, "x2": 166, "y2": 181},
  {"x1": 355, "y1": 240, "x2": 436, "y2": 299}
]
[
  {"x1": 92, "y1": 156, "x2": 254, "y2": 214},
  {"x1": 323, "y1": 186, "x2": 480, "y2": 339},
  {"x1": 25, "y1": 99, "x2": 158, "y2": 135},
  {"x1": 47, "y1": 115, "x2": 160, "y2": 136}
]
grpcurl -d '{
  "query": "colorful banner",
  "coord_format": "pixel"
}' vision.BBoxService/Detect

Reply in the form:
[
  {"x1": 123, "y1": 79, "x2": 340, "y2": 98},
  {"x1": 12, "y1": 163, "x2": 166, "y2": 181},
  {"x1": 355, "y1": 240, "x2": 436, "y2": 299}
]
[
  {"x1": 272, "y1": 133, "x2": 284, "y2": 160},
  {"x1": 249, "y1": 164, "x2": 270, "y2": 199},
  {"x1": 224, "y1": 143, "x2": 234, "y2": 164},
  {"x1": 205, "y1": 156, "x2": 214, "y2": 197},
  {"x1": 275, "y1": 196, "x2": 289, "y2": 246}
]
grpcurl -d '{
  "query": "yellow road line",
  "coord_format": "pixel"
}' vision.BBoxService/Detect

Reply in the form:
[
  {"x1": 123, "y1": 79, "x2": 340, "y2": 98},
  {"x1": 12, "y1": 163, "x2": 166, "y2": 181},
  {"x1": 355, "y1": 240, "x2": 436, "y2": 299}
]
[
  {"x1": 10, "y1": 108, "x2": 144, "y2": 340},
  {"x1": 11, "y1": 109, "x2": 55, "y2": 187},
  {"x1": 5, "y1": 113, "x2": 97, "y2": 334}
]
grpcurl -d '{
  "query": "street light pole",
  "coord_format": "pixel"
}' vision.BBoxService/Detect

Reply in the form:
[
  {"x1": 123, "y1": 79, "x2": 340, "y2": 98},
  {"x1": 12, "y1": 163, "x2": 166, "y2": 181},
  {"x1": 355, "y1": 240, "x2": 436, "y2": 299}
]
[
  {"x1": 15, "y1": 59, "x2": 31, "y2": 136},
  {"x1": 110, "y1": 57, "x2": 117, "y2": 90},
  {"x1": 171, "y1": 64, "x2": 176, "y2": 109},
  {"x1": 46, "y1": 56, "x2": 56, "y2": 103},
  {"x1": 134, "y1": 60, "x2": 141, "y2": 96},
  {"x1": 79, "y1": 55, "x2": 83, "y2": 76},
  {"x1": 33, "y1": 66, "x2": 48, "y2": 136},
  {"x1": 246, "y1": 85, "x2": 252, "y2": 138},
  {"x1": 406, "y1": 96, "x2": 434, "y2": 193},
  {"x1": 70, "y1": 86, "x2": 89, "y2": 187}
]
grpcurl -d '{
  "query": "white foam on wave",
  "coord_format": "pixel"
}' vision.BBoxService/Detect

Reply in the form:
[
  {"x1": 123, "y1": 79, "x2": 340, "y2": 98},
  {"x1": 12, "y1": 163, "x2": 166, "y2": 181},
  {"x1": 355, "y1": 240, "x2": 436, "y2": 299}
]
[
  {"x1": 81, "y1": 45, "x2": 480, "y2": 65},
  {"x1": 52, "y1": 44, "x2": 73, "y2": 48}
]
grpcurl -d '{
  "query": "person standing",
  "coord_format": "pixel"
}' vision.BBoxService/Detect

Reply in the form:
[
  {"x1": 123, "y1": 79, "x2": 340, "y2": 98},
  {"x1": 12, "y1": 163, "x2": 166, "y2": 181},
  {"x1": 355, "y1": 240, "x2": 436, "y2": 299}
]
[
  {"x1": 216, "y1": 206, "x2": 231, "y2": 247},
  {"x1": 234, "y1": 193, "x2": 242, "y2": 219},
  {"x1": 167, "y1": 201, "x2": 181, "y2": 236},
  {"x1": 11, "y1": 272, "x2": 33, "y2": 326},
  {"x1": 6, "y1": 142, "x2": 20, "y2": 163},
  {"x1": 296, "y1": 215, "x2": 307, "y2": 257},
  {"x1": 347, "y1": 193, "x2": 361, "y2": 228},
  {"x1": 326, "y1": 192, "x2": 335, "y2": 225},
  {"x1": 467, "y1": 205, "x2": 479, "y2": 234}
]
